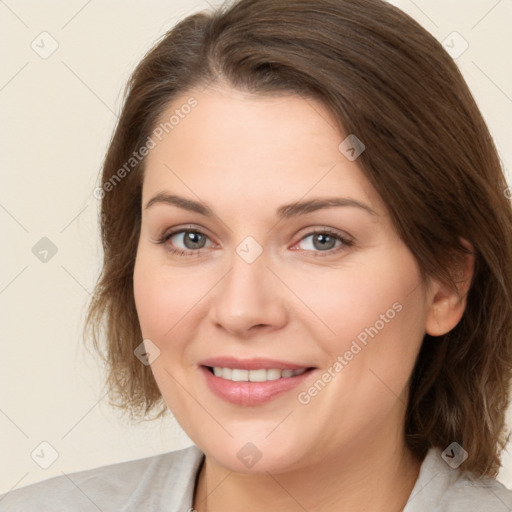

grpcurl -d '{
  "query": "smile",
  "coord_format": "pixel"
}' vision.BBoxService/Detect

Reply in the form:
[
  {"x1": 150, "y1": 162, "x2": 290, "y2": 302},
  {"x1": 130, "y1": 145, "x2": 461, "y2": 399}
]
[
  {"x1": 201, "y1": 365, "x2": 316, "y2": 406},
  {"x1": 210, "y1": 367, "x2": 307, "y2": 382}
]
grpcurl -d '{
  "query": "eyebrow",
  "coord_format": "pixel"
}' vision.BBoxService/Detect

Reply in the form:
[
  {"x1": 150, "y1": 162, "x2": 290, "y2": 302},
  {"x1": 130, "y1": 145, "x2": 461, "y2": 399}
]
[{"x1": 144, "y1": 193, "x2": 378, "y2": 217}]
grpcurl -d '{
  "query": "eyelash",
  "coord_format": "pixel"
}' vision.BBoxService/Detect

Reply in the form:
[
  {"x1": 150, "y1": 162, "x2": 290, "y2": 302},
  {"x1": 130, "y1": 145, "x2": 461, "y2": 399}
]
[{"x1": 155, "y1": 226, "x2": 354, "y2": 258}]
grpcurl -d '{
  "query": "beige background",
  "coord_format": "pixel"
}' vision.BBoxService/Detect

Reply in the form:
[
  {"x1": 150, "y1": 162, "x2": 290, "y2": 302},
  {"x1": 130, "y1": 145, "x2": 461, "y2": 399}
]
[{"x1": 1, "y1": 0, "x2": 511, "y2": 495}]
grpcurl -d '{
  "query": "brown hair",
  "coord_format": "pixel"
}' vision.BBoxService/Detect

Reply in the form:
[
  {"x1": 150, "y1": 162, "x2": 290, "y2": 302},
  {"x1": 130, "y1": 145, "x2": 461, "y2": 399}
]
[{"x1": 86, "y1": 0, "x2": 512, "y2": 477}]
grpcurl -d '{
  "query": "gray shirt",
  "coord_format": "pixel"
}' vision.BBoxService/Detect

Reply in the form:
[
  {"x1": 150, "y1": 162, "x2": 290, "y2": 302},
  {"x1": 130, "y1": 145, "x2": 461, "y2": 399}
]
[{"x1": 1, "y1": 444, "x2": 511, "y2": 511}]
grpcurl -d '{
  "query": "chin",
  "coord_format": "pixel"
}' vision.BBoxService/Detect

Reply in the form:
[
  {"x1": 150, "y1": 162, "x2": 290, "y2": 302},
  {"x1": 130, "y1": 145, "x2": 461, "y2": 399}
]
[{"x1": 196, "y1": 434, "x2": 311, "y2": 474}]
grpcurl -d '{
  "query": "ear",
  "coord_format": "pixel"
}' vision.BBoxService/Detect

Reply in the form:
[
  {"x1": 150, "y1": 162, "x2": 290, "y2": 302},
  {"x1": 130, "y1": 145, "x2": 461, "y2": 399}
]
[{"x1": 425, "y1": 238, "x2": 475, "y2": 337}]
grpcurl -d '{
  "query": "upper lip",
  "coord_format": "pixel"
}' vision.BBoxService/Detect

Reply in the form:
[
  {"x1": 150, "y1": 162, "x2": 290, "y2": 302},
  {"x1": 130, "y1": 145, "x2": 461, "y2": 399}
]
[{"x1": 199, "y1": 356, "x2": 314, "y2": 371}]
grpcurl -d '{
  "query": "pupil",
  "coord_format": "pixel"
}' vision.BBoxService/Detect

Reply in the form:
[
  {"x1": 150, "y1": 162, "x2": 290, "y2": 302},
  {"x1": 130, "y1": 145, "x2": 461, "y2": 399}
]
[
  {"x1": 313, "y1": 233, "x2": 335, "y2": 251},
  {"x1": 185, "y1": 231, "x2": 205, "y2": 249}
]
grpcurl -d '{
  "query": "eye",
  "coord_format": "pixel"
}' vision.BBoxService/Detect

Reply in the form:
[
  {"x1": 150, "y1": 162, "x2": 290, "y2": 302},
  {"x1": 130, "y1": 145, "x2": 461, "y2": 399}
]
[
  {"x1": 155, "y1": 227, "x2": 213, "y2": 255},
  {"x1": 155, "y1": 226, "x2": 353, "y2": 257},
  {"x1": 294, "y1": 229, "x2": 353, "y2": 256}
]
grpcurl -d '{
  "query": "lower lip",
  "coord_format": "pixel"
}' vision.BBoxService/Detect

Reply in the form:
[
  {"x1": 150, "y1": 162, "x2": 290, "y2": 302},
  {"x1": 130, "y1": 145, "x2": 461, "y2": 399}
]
[{"x1": 200, "y1": 366, "x2": 315, "y2": 406}]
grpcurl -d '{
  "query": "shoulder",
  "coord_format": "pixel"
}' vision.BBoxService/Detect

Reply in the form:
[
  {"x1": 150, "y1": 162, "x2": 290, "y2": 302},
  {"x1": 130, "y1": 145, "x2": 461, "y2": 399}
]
[
  {"x1": 405, "y1": 448, "x2": 512, "y2": 512},
  {"x1": 0, "y1": 444, "x2": 204, "y2": 512}
]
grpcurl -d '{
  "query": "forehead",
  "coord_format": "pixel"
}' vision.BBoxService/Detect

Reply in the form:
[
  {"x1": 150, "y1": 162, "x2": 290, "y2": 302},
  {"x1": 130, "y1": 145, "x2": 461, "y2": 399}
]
[{"x1": 142, "y1": 84, "x2": 386, "y2": 216}]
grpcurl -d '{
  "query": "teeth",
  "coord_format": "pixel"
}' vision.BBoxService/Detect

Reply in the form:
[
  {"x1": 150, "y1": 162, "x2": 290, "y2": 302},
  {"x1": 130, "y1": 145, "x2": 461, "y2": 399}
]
[
  {"x1": 248, "y1": 368, "x2": 267, "y2": 382},
  {"x1": 211, "y1": 367, "x2": 307, "y2": 382},
  {"x1": 266, "y1": 369, "x2": 282, "y2": 381},
  {"x1": 231, "y1": 369, "x2": 248, "y2": 381}
]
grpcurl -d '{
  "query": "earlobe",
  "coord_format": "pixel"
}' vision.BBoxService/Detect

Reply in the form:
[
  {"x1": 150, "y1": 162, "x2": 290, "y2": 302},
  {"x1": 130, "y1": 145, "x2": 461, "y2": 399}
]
[{"x1": 425, "y1": 238, "x2": 475, "y2": 337}]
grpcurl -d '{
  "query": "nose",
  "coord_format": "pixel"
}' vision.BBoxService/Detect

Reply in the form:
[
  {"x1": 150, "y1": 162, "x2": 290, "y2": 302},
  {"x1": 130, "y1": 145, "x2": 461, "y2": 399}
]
[{"x1": 208, "y1": 249, "x2": 289, "y2": 338}]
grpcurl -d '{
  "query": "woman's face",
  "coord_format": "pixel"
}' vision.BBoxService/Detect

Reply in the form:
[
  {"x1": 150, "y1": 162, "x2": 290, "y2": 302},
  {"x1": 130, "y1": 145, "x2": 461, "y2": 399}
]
[{"x1": 133, "y1": 84, "x2": 433, "y2": 473}]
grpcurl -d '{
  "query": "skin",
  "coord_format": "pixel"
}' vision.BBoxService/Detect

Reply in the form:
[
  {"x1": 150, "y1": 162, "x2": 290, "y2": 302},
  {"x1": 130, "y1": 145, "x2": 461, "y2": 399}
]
[{"x1": 133, "y1": 82, "x2": 474, "y2": 512}]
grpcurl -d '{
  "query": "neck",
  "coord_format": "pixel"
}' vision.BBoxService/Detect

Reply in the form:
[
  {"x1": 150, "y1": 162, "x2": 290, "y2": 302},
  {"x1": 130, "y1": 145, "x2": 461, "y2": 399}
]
[{"x1": 192, "y1": 425, "x2": 422, "y2": 512}]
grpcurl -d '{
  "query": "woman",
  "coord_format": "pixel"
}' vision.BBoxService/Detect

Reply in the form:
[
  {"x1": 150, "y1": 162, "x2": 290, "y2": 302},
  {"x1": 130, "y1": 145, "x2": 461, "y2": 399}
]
[{"x1": 2, "y1": 0, "x2": 512, "y2": 510}]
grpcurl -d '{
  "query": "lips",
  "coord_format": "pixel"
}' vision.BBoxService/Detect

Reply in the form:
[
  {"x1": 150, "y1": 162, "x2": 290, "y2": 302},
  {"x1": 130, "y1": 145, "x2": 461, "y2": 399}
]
[{"x1": 199, "y1": 356, "x2": 316, "y2": 406}]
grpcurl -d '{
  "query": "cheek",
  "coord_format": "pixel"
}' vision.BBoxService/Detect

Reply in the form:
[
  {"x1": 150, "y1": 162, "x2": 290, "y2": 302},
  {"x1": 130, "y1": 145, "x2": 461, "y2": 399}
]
[
  {"x1": 133, "y1": 261, "x2": 167, "y2": 339},
  {"x1": 288, "y1": 247, "x2": 425, "y2": 354},
  {"x1": 287, "y1": 248, "x2": 427, "y2": 446},
  {"x1": 133, "y1": 250, "x2": 203, "y2": 341},
  {"x1": 305, "y1": 245, "x2": 426, "y2": 405},
  {"x1": 290, "y1": 243, "x2": 426, "y2": 389},
  {"x1": 133, "y1": 249, "x2": 201, "y2": 410}
]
